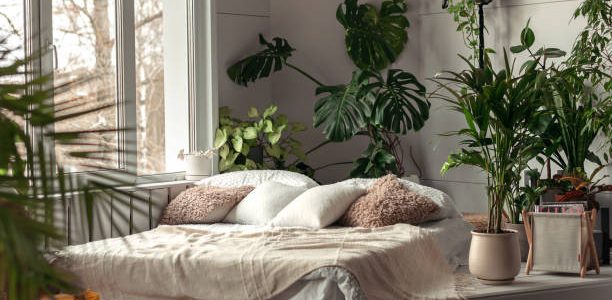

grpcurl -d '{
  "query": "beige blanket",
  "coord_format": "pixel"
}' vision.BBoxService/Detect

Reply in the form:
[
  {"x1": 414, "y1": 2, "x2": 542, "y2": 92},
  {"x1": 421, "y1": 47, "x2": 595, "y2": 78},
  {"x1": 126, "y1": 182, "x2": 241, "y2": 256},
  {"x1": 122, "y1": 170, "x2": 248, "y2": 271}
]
[{"x1": 56, "y1": 224, "x2": 457, "y2": 300}]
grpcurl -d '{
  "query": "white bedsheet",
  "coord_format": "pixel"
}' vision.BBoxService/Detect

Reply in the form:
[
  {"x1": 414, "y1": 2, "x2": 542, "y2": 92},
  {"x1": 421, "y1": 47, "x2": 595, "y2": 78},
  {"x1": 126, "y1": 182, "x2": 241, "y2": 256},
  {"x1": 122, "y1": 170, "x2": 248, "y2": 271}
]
[{"x1": 55, "y1": 218, "x2": 471, "y2": 300}]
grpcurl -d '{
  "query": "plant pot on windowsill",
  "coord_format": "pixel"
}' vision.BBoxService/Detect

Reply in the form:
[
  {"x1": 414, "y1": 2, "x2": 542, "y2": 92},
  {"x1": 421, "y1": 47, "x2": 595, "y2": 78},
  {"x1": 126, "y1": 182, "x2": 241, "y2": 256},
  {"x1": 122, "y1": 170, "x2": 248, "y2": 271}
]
[
  {"x1": 185, "y1": 156, "x2": 212, "y2": 180},
  {"x1": 469, "y1": 230, "x2": 521, "y2": 285},
  {"x1": 179, "y1": 149, "x2": 215, "y2": 180}
]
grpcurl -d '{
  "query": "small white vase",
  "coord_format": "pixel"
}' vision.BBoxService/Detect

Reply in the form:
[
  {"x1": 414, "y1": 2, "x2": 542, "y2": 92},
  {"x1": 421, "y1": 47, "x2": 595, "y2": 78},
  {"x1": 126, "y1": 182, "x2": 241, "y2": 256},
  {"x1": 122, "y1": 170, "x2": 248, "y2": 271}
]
[{"x1": 185, "y1": 155, "x2": 212, "y2": 180}]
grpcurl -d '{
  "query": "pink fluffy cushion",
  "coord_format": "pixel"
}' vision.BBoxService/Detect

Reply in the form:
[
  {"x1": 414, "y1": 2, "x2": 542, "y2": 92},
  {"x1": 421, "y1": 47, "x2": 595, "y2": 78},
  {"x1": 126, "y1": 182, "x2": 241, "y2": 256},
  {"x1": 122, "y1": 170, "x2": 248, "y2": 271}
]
[
  {"x1": 339, "y1": 175, "x2": 439, "y2": 227},
  {"x1": 159, "y1": 185, "x2": 254, "y2": 225}
]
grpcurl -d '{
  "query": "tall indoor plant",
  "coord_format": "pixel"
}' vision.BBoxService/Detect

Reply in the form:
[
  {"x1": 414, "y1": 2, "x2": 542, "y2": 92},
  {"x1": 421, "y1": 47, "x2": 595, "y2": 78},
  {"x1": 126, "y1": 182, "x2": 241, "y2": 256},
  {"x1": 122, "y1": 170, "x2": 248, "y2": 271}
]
[
  {"x1": 226, "y1": 0, "x2": 430, "y2": 178},
  {"x1": 541, "y1": 0, "x2": 611, "y2": 193},
  {"x1": 432, "y1": 49, "x2": 549, "y2": 283}
]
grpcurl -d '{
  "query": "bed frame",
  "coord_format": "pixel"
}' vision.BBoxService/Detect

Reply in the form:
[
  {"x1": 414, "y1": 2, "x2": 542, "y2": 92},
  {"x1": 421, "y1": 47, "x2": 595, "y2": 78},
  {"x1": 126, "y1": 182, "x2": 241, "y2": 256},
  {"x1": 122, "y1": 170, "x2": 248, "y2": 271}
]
[{"x1": 62, "y1": 181, "x2": 195, "y2": 245}]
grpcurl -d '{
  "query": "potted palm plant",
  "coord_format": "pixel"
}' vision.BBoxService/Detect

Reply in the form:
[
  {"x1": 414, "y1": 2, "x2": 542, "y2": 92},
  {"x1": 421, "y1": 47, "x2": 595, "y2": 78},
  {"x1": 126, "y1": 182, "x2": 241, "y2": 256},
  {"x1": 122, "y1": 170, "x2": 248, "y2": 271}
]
[{"x1": 432, "y1": 49, "x2": 549, "y2": 284}]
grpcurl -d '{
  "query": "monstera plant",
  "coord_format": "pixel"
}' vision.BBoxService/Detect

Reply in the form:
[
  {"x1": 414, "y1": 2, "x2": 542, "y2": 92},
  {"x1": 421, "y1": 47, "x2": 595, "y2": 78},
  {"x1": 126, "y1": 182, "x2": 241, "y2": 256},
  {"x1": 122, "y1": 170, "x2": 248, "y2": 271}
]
[{"x1": 227, "y1": 0, "x2": 429, "y2": 178}]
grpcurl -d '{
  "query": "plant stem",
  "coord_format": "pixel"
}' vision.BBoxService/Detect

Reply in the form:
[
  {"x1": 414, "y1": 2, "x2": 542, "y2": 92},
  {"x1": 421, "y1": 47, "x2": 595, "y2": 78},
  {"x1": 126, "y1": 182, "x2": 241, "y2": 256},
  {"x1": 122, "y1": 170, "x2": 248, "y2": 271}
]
[
  {"x1": 285, "y1": 62, "x2": 325, "y2": 87},
  {"x1": 305, "y1": 140, "x2": 333, "y2": 155}
]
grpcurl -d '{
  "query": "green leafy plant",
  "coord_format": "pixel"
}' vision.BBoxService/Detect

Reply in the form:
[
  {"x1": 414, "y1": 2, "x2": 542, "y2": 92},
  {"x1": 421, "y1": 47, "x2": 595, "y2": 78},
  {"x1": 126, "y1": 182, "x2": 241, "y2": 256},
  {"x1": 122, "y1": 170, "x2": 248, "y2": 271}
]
[
  {"x1": 213, "y1": 104, "x2": 312, "y2": 176},
  {"x1": 444, "y1": 0, "x2": 480, "y2": 62},
  {"x1": 433, "y1": 50, "x2": 550, "y2": 232},
  {"x1": 227, "y1": 0, "x2": 429, "y2": 178},
  {"x1": 511, "y1": 20, "x2": 611, "y2": 181},
  {"x1": 568, "y1": 0, "x2": 611, "y2": 92},
  {"x1": 1, "y1": 38, "x2": 146, "y2": 299}
]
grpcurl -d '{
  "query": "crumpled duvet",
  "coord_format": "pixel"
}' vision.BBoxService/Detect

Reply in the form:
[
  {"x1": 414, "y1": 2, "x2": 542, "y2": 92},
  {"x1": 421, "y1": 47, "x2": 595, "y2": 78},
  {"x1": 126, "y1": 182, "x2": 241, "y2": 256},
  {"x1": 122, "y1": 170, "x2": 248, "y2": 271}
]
[{"x1": 55, "y1": 223, "x2": 459, "y2": 300}]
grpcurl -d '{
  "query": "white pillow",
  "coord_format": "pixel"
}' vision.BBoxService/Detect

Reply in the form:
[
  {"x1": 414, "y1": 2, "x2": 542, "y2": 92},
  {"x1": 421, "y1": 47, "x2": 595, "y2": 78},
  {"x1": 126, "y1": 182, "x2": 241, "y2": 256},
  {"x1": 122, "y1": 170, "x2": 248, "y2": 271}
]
[
  {"x1": 341, "y1": 177, "x2": 461, "y2": 222},
  {"x1": 196, "y1": 170, "x2": 318, "y2": 188},
  {"x1": 270, "y1": 183, "x2": 366, "y2": 229},
  {"x1": 223, "y1": 181, "x2": 307, "y2": 225}
]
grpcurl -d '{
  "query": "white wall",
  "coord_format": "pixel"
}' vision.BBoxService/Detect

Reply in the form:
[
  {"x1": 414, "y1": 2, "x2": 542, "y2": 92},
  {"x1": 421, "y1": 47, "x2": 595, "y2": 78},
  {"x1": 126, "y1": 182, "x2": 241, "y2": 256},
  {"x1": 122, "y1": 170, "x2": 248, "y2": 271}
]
[
  {"x1": 217, "y1": 0, "x2": 272, "y2": 116},
  {"x1": 263, "y1": 0, "x2": 609, "y2": 212}
]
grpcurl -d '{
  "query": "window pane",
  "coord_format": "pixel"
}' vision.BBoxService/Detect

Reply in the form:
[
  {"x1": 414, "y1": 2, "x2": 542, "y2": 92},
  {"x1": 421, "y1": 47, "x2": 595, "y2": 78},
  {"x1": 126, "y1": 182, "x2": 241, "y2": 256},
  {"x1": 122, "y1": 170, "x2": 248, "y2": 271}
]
[
  {"x1": 135, "y1": 0, "x2": 166, "y2": 175},
  {"x1": 0, "y1": 0, "x2": 26, "y2": 156},
  {"x1": 135, "y1": 0, "x2": 189, "y2": 175},
  {"x1": 0, "y1": 1, "x2": 25, "y2": 66},
  {"x1": 52, "y1": 0, "x2": 119, "y2": 171}
]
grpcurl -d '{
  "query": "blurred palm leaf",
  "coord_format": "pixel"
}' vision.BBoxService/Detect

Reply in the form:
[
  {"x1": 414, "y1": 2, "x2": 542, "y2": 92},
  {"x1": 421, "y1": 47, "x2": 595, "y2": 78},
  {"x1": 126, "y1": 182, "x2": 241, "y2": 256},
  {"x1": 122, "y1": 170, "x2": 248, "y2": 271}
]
[{"x1": 1, "y1": 37, "x2": 148, "y2": 299}]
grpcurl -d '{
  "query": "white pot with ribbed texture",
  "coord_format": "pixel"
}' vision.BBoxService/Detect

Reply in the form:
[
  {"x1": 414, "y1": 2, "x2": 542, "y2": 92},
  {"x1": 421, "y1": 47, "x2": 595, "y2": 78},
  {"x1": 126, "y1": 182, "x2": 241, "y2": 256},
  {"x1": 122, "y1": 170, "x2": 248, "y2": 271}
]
[{"x1": 469, "y1": 230, "x2": 521, "y2": 285}]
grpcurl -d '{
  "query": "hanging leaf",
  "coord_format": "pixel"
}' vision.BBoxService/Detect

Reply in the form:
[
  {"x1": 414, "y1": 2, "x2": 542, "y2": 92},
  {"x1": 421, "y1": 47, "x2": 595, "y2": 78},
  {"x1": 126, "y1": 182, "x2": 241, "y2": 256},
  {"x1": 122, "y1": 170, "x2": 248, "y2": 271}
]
[
  {"x1": 262, "y1": 120, "x2": 274, "y2": 133},
  {"x1": 520, "y1": 20, "x2": 535, "y2": 48},
  {"x1": 227, "y1": 34, "x2": 295, "y2": 86},
  {"x1": 314, "y1": 71, "x2": 373, "y2": 142},
  {"x1": 243, "y1": 127, "x2": 258, "y2": 140},
  {"x1": 268, "y1": 131, "x2": 282, "y2": 145},
  {"x1": 247, "y1": 107, "x2": 259, "y2": 118},
  {"x1": 213, "y1": 128, "x2": 228, "y2": 149},
  {"x1": 368, "y1": 69, "x2": 430, "y2": 134},
  {"x1": 337, "y1": 0, "x2": 409, "y2": 70},
  {"x1": 262, "y1": 104, "x2": 278, "y2": 119},
  {"x1": 534, "y1": 48, "x2": 567, "y2": 58},
  {"x1": 231, "y1": 136, "x2": 244, "y2": 153}
]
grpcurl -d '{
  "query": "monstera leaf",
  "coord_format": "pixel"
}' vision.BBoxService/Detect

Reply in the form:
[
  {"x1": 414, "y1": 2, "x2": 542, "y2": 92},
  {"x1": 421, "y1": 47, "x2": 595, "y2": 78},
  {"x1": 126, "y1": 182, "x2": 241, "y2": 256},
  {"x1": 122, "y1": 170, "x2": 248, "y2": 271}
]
[
  {"x1": 337, "y1": 0, "x2": 409, "y2": 70},
  {"x1": 227, "y1": 34, "x2": 295, "y2": 86},
  {"x1": 368, "y1": 69, "x2": 430, "y2": 134},
  {"x1": 314, "y1": 71, "x2": 373, "y2": 142}
]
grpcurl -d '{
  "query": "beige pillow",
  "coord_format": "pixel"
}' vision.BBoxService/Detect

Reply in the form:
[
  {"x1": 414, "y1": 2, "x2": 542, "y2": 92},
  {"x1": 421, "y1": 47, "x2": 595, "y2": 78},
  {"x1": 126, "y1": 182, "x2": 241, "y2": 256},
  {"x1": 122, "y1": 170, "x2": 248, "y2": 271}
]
[
  {"x1": 339, "y1": 175, "x2": 439, "y2": 228},
  {"x1": 159, "y1": 185, "x2": 254, "y2": 225}
]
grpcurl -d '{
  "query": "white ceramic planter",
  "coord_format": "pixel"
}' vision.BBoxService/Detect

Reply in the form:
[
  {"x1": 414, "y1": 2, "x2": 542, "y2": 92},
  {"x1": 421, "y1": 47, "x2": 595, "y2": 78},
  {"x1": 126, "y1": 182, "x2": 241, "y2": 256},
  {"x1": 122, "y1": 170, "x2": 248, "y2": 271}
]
[
  {"x1": 184, "y1": 155, "x2": 212, "y2": 180},
  {"x1": 469, "y1": 230, "x2": 521, "y2": 285},
  {"x1": 503, "y1": 222, "x2": 529, "y2": 262}
]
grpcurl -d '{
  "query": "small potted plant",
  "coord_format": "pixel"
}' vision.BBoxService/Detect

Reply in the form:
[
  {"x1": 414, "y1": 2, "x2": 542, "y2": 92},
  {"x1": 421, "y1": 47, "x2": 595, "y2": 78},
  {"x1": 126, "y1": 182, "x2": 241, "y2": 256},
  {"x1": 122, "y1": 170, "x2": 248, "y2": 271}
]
[
  {"x1": 213, "y1": 104, "x2": 314, "y2": 176},
  {"x1": 178, "y1": 149, "x2": 215, "y2": 180}
]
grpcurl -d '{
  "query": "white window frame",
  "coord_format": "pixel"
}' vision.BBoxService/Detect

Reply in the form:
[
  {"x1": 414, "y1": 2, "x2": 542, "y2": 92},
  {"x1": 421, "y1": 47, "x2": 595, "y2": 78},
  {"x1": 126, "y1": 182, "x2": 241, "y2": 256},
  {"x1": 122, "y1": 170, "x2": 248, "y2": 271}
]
[{"x1": 23, "y1": 0, "x2": 218, "y2": 184}]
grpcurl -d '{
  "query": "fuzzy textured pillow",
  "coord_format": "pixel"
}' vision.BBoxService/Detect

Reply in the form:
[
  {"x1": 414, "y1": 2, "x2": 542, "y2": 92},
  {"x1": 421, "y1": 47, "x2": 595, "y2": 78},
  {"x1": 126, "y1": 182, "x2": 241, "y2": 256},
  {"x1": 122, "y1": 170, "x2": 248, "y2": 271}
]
[
  {"x1": 159, "y1": 185, "x2": 254, "y2": 225},
  {"x1": 339, "y1": 175, "x2": 439, "y2": 227}
]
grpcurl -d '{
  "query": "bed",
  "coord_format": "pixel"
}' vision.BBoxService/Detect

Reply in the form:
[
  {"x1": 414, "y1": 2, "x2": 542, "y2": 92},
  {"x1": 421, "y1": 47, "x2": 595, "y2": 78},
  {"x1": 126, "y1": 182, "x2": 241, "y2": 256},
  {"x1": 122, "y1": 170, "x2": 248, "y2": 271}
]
[{"x1": 54, "y1": 171, "x2": 472, "y2": 300}]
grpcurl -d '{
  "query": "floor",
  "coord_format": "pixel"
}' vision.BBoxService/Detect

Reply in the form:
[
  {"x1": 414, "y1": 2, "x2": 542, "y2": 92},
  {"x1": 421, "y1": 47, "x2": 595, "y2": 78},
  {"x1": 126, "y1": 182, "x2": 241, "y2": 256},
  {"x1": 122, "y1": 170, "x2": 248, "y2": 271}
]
[{"x1": 455, "y1": 265, "x2": 612, "y2": 300}]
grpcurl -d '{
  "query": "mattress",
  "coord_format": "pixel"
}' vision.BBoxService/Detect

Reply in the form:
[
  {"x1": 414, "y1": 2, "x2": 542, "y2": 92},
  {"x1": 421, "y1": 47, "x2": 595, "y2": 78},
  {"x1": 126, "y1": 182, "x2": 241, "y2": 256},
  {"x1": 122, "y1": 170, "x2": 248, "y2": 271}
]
[{"x1": 54, "y1": 217, "x2": 471, "y2": 300}]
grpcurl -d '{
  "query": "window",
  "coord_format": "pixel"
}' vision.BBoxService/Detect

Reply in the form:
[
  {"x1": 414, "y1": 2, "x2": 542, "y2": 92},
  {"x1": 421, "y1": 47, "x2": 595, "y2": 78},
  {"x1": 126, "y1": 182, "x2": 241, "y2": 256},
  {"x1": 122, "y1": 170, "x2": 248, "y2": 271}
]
[
  {"x1": 0, "y1": 1, "x2": 25, "y2": 64},
  {"x1": 134, "y1": 0, "x2": 167, "y2": 175},
  {"x1": 43, "y1": 0, "x2": 189, "y2": 175},
  {"x1": 51, "y1": 0, "x2": 119, "y2": 171},
  {"x1": 5, "y1": 0, "x2": 214, "y2": 178}
]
